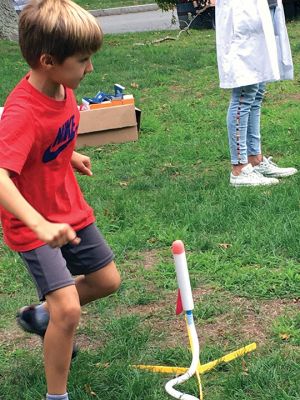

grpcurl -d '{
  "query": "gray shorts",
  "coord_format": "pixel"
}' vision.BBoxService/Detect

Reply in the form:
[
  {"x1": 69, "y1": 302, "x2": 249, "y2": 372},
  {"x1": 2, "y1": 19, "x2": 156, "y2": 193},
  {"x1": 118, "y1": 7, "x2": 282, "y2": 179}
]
[{"x1": 20, "y1": 223, "x2": 114, "y2": 301}]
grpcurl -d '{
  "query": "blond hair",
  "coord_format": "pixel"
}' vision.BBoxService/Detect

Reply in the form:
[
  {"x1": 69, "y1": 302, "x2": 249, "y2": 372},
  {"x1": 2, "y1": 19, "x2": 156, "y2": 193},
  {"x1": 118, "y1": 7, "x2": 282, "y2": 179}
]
[{"x1": 19, "y1": 0, "x2": 103, "y2": 68}]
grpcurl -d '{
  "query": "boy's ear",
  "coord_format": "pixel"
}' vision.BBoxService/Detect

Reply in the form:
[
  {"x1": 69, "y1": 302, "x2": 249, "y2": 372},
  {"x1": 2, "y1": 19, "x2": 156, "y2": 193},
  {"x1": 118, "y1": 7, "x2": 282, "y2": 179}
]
[{"x1": 40, "y1": 53, "x2": 55, "y2": 68}]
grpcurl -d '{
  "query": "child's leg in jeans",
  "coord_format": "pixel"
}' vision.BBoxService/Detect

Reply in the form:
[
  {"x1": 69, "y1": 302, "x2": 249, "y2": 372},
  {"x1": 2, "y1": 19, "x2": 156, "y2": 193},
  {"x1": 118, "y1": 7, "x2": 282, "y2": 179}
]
[
  {"x1": 227, "y1": 84, "x2": 260, "y2": 175},
  {"x1": 247, "y1": 82, "x2": 266, "y2": 166},
  {"x1": 44, "y1": 285, "x2": 81, "y2": 395}
]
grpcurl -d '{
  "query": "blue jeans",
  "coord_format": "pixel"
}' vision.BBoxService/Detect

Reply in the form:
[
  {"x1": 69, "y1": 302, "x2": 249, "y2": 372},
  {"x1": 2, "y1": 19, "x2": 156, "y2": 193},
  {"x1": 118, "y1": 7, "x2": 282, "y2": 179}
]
[
  {"x1": 226, "y1": 6, "x2": 276, "y2": 166},
  {"x1": 227, "y1": 83, "x2": 265, "y2": 165}
]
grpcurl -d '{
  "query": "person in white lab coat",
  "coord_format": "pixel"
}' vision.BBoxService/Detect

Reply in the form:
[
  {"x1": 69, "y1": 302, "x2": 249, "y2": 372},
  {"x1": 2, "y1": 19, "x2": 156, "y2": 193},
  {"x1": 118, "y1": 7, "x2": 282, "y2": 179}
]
[{"x1": 216, "y1": 0, "x2": 297, "y2": 186}]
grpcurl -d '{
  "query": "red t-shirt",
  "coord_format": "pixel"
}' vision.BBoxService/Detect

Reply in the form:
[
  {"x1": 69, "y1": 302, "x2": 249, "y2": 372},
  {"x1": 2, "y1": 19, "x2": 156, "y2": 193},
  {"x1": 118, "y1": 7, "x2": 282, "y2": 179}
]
[{"x1": 0, "y1": 74, "x2": 95, "y2": 251}]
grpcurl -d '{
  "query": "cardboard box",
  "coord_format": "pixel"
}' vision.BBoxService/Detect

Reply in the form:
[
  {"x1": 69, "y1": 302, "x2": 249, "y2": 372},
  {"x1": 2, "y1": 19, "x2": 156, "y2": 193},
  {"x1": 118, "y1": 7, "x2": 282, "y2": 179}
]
[
  {"x1": 76, "y1": 103, "x2": 140, "y2": 148},
  {"x1": 0, "y1": 103, "x2": 140, "y2": 148}
]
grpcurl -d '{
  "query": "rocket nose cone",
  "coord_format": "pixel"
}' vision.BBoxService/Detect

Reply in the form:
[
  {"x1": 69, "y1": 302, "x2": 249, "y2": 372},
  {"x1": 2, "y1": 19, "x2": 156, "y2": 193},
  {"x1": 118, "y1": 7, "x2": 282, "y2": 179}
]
[{"x1": 172, "y1": 240, "x2": 185, "y2": 255}]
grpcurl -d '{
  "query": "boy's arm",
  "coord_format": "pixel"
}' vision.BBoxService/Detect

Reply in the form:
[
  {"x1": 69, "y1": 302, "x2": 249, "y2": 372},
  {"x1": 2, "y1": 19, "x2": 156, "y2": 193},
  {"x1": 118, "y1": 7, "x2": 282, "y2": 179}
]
[
  {"x1": 71, "y1": 151, "x2": 93, "y2": 176},
  {"x1": 0, "y1": 168, "x2": 80, "y2": 248}
]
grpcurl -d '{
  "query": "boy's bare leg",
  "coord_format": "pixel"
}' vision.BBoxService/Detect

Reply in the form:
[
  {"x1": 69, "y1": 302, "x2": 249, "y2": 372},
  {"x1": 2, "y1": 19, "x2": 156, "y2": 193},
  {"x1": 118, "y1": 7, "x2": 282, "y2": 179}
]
[
  {"x1": 44, "y1": 286, "x2": 81, "y2": 394},
  {"x1": 75, "y1": 261, "x2": 121, "y2": 306},
  {"x1": 37, "y1": 261, "x2": 120, "y2": 394},
  {"x1": 42, "y1": 261, "x2": 120, "y2": 313}
]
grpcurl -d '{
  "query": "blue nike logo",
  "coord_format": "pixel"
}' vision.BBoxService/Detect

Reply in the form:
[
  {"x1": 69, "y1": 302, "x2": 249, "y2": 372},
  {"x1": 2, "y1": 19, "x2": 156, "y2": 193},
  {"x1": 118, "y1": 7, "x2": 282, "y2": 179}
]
[
  {"x1": 42, "y1": 137, "x2": 75, "y2": 163},
  {"x1": 42, "y1": 115, "x2": 77, "y2": 163}
]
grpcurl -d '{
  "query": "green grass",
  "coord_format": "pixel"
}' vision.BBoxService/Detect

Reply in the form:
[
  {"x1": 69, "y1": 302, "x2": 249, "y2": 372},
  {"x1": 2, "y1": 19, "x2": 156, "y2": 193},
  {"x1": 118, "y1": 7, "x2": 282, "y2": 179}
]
[
  {"x1": 0, "y1": 23, "x2": 300, "y2": 400},
  {"x1": 74, "y1": 0, "x2": 152, "y2": 10}
]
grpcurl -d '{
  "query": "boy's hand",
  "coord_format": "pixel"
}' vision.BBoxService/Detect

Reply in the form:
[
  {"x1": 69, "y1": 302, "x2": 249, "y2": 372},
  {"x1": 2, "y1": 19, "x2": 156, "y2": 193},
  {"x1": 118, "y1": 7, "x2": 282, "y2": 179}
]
[
  {"x1": 71, "y1": 151, "x2": 93, "y2": 176},
  {"x1": 33, "y1": 220, "x2": 81, "y2": 248},
  {"x1": 0, "y1": 168, "x2": 80, "y2": 248}
]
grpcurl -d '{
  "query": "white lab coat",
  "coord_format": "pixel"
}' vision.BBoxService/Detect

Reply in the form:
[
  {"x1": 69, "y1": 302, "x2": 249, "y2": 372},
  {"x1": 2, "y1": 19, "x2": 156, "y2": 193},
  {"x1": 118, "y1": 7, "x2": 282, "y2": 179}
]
[{"x1": 215, "y1": 0, "x2": 293, "y2": 89}]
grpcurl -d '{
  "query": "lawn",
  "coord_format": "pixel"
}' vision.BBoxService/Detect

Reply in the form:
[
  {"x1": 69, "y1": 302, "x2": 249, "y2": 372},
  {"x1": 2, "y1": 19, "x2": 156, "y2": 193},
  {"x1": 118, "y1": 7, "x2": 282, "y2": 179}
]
[
  {"x1": 74, "y1": 0, "x2": 152, "y2": 10},
  {"x1": 0, "y1": 22, "x2": 299, "y2": 400}
]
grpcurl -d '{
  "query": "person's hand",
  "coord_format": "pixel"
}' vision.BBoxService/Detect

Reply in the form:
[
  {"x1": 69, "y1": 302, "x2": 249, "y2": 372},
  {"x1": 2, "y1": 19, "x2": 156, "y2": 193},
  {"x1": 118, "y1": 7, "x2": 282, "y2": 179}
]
[
  {"x1": 33, "y1": 220, "x2": 81, "y2": 248},
  {"x1": 71, "y1": 151, "x2": 93, "y2": 176}
]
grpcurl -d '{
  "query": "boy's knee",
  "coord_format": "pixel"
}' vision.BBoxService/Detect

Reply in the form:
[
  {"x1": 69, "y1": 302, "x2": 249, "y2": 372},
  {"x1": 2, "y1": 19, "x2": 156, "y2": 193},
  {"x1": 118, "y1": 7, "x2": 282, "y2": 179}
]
[
  {"x1": 52, "y1": 304, "x2": 81, "y2": 331},
  {"x1": 109, "y1": 274, "x2": 121, "y2": 294},
  {"x1": 64, "y1": 304, "x2": 81, "y2": 328},
  {"x1": 105, "y1": 268, "x2": 121, "y2": 294},
  {"x1": 94, "y1": 273, "x2": 121, "y2": 298},
  {"x1": 85, "y1": 264, "x2": 121, "y2": 299}
]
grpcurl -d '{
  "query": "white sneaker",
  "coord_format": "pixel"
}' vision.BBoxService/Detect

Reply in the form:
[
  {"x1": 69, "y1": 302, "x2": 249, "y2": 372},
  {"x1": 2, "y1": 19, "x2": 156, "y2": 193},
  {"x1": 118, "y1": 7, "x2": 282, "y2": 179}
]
[
  {"x1": 253, "y1": 156, "x2": 298, "y2": 178},
  {"x1": 230, "y1": 164, "x2": 279, "y2": 187}
]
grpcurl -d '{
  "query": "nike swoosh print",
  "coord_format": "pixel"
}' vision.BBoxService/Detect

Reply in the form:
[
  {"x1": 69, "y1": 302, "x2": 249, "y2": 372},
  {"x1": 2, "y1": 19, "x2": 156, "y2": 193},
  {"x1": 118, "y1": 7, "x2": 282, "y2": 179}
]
[{"x1": 42, "y1": 137, "x2": 74, "y2": 163}]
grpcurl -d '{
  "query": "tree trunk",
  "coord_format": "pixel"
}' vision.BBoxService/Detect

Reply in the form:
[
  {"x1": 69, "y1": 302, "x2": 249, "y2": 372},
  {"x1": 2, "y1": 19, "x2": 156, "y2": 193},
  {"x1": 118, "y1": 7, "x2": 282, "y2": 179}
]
[{"x1": 0, "y1": 0, "x2": 18, "y2": 41}]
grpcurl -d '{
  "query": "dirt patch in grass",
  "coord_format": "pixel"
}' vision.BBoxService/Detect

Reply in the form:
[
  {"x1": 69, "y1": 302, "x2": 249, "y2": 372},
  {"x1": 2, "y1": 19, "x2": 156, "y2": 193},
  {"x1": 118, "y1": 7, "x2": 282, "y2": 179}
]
[
  {"x1": 114, "y1": 288, "x2": 297, "y2": 349},
  {"x1": 140, "y1": 249, "x2": 161, "y2": 270},
  {"x1": 0, "y1": 283, "x2": 297, "y2": 354},
  {"x1": 0, "y1": 326, "x2": 42, "y2": 351},
  {"x1": 0, "y1": 292, "x2": 295, "y2": 354},
  {"x1": 268, "y1": 92, "x2": 300, "y2": 105},
  {"x1": 0, "y1": 311, "x2": 106, "y2": 353},
  {"x1": 283, "y1": 93, "x2": 300, "y2": 101}
]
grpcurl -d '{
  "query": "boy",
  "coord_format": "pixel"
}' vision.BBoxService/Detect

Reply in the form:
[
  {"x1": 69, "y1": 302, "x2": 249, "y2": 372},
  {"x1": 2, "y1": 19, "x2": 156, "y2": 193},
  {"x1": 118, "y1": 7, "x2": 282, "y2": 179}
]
[{"x1": 0, "y1": 1, "x2": 121, "y2": 399}]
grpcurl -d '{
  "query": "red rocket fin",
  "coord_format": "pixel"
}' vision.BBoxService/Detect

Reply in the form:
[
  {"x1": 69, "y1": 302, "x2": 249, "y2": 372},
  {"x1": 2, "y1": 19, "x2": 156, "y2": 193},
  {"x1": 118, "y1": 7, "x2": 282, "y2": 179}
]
[{"x1": 176, "y1": 288, "x2": 184, "y2": 315}]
